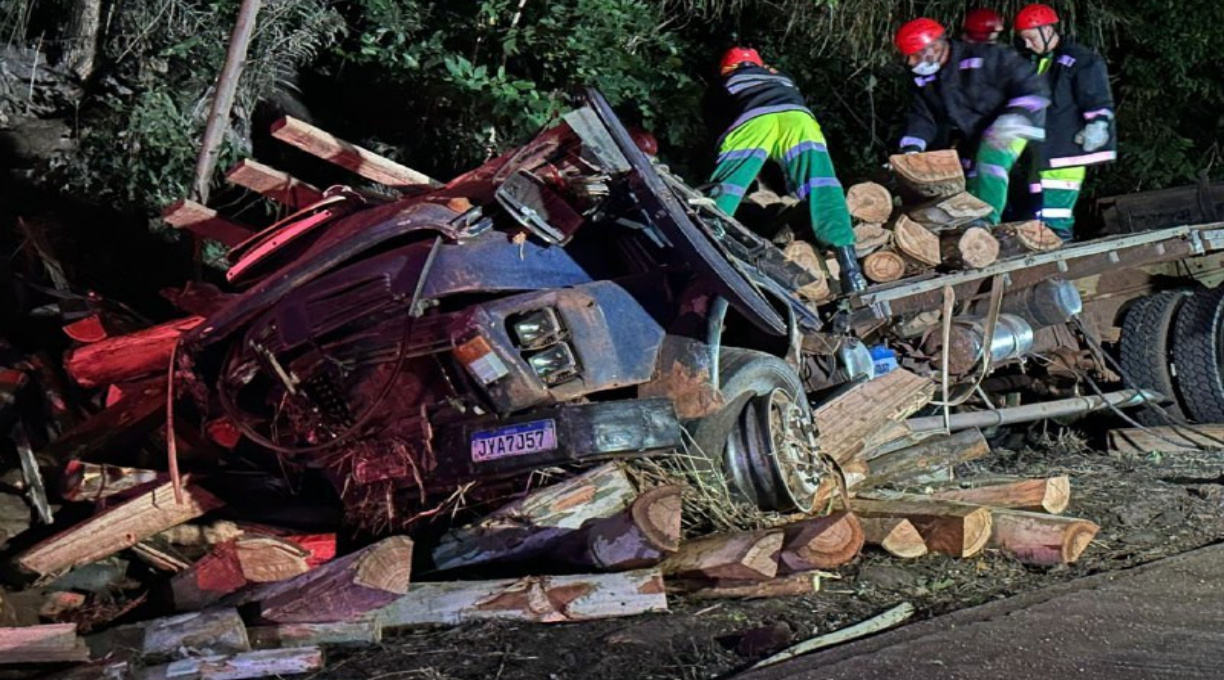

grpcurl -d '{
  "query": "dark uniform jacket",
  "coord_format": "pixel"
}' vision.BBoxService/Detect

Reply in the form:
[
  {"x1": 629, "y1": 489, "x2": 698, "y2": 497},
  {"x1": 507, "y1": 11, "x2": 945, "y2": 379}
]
[
  {"x1": 703, "y1": 65, "x2": 813, "y2": 146},
  {"x1": 1034, "y1": 39, "x2": 1116, "y2": 169},
  {"x1": 900, "y1": 40, "x2": 1049, "y2": 153}
]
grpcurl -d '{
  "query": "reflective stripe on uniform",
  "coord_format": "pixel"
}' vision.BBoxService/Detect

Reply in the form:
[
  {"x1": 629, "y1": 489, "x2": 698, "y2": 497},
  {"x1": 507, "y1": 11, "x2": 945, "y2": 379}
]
[
  {"x1": 1038, "y1": 208, "x2": 1074, "y2": 218},
  {"x1": 795, "y1": 177, "x2": 842, "y2": 199},
  {"x1": 714, "y1": 183, "x2": 747, "y2": 198},
  {"x1": 1029, "y1": 182, "x2": 1043, "y2": 194},
  {"x1": 899, "y1": 136, "x2": 927, "y2": 151},
  {"x1": 783, "y1": 141, "x2": 828, "y2": 164},
  {"x1": 979, "y1": 163, "x2": 1009, "y2": 179},
  {"x1": 1041, "y1": 179, "x2": 1082, "y2": 191},
  {"x1": 717, "y1": 148, "x2": 768, "y2": 164},
  {"x1": 1049, "y1": 151, "x2": 1116, "y2": 167}
]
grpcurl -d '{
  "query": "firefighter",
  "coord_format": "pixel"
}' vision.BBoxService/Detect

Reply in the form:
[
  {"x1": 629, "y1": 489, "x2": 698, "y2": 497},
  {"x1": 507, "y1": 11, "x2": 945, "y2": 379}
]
[
  {"x1": 894, "y1": 18, "x2": 1049, "y2": 225},
  {"x1": 704, "y1": 47, "x2": 866, "y2": 294},
  {"x1": 963, "y1": 8, "x2": 1005, "y2": 44},
  {"x1": 1015, "y1": 3, "x2": 1116, "y2": 240}
]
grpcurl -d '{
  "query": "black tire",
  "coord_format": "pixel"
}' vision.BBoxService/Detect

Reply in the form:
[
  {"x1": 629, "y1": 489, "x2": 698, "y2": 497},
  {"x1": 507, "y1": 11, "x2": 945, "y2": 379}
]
[
  {"x1": 689, "y1": 348, "x2": 813, "y2": 511},
  {"x1": 1171, "y1": 287, "x2": 1224, "y2": 423},
  {"x1": 1119, "y1": 290, "x2": 1192, "y2": 425}
]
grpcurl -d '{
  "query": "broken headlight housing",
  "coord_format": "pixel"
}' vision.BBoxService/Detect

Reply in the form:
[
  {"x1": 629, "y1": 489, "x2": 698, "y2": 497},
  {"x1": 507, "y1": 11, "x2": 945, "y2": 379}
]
[{"x1": 525, "y1": 342, "x2": 579, "y2": 385}]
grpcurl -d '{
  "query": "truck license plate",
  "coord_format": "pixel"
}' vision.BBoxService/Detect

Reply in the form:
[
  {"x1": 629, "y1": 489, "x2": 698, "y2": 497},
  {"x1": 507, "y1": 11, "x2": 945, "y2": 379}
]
[{"x1": 471, "y1": 420, "x2": 557, "y2": 462}]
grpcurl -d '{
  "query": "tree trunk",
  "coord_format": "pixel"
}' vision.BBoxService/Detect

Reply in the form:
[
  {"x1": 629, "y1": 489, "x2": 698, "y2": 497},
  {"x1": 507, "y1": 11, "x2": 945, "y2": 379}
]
[
  {"x1": 551, "y1": 485, "x2": 682, "y2": 570},
  {"x1": 0, "y1": 623, "x2": 89, "y2": 664},
  {"x1": 853, "y1": 222, "x2": 891, "y2": 257},
  {"x1": 862, "y1": 250, "x2": 908, "y2": 283},
  {"x1": 846, "y1": 182, "x2": 894, "y2": 223},
  {"x1": 683, "y1": 572, "x2": 822, "y2": 600},
  {"x1": 777, "y1": 511, "x2": 864, "y2": 573},
  {"x1": 889, "y1": 150, "x2": 965, "y2": 199},
  {"x1": 247, "y1": 621, "x2": 380, "y2": 649},
  {"x1": 171, "y1": 537, "x2": 314, "y2": 611},
  {"x1": 907, "y1": 192, "x2": 992, "y2": 230},
  {"x1": 849, "y1": 498, "x2": 993, "y2": 558},
  {"x1": 137, "y1": 648, "x2": 324, "y2": 680},
  {"x1": 892, "y1": 215, "x2": 942, "y2": 267},
  {"x1": 64, "y1": 0, "x2": 103, "y2": 82},
  {"x1": 857, "y1": 428, "x2": 990, "y2": 490},
  {"x1": 929, "y1": 476, "x2": 1071, "y2": 514},
  {"x1": 859, "y1": 517, "x2": 928, "y2": 558},
  {"x1": 661, "y1": 530, "x2": 782, "y2": 582},
  {"x1": 782, "y1": 241, "x2": 832, "y2": 303},
  {"x1": 939, "y1": 227, "x2": 999, "y2": 270},
  {"x1": 995, "y1": 220, "x2": 1063, "y2": 257},
  {"x1": 988, "y1": 509, "x2": 1099, "y2": 565},
  {"x1": 64, "y1": 317, "x2": 204, "y2": 388}
]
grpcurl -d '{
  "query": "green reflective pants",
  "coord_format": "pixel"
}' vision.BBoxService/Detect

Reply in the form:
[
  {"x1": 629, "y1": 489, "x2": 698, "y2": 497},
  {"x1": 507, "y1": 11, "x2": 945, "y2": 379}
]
[
  {"x1": 1037, "y1": 166, "x2": 1086, "y2": 240},
  {"x1": 967, "y1": 138, "x2": 1028, "y2": 225},
  {"x1": 708, "y1": 111, "x2": 855, "y2": 248}
]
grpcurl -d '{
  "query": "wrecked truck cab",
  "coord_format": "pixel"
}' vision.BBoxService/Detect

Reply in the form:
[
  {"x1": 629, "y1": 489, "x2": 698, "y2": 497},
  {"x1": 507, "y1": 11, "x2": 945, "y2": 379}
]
[{"x1": 182, "y1": 89, "x2": 852, "y2": 526}]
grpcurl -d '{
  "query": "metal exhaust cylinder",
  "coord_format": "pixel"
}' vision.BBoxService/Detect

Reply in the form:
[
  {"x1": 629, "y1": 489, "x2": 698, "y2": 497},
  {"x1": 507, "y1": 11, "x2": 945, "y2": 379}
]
[
  {"x1": 923, "y1": 314, "x2": 1035, "y2": 375},
  {"x1": 971, "y1": 279, "x2": 1083, "y2": 327}
]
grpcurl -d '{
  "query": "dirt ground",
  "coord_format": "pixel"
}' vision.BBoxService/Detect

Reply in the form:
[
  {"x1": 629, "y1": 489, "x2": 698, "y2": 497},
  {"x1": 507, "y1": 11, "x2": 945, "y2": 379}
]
[{"x1": 303, "y1": 425, "x2": 1224, "y2": 680}]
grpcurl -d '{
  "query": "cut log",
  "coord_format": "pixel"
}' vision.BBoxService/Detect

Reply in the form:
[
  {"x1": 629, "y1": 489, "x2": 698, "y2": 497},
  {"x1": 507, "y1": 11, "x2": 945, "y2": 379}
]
[
  {"x1": 890, "y1": 150, "x2": 965, "y2": 199},
  {"x1": 939, "y1": 226, "x2": 999, "y2": 269},
  {"x1": 846, "y1": 182, "x2": 894, "y2": 223},
  {"x1": 137, "y1": 648, "x2": 323, "y2": 680},
  {"x1": 160, "y1": 521, "x2": 246, "y2": 547},
  {"x1": 61, "y1": 461, "x2": 160, "y2": 502},
  {"x1": 162, "y1": 200, "x2": 255, "y2": 247},
  {"x1": 853, "y1": 222, "x2": 891, "y2": 257},
  {"x1": 17, "y1": 477, "x2": 224, "y2": 576},
  {"x1": 929, "y1": 476, "x2": 1071, "y2": 514},
  {"x1": 683, "y1": 572, "x2": 822, "y2": 600},
  {"x1": 777, "y1": 511, "x2": 864, "y2": 573},
  {"x1": 239, "y1": 536, "x2": 412, "y2": 624},
  {"x1": 859, "y1": 518, "x2": 928, "y2": 558},
  {"x1": 0, "y1": 623, "x2": 90, "y2": 664},
  {"x1": 247, "y1": 621, "x2": 380, "y2": 649},
  {"x1": 432, "y1": 463, "x2": 636, "y2": 571},
  {"x1": 988, "y1": 509, "x2": 1099, "y2": 565},
  {"x1": 661, "y1": 530, "x2": 781, "y2": 582},
  {"x1": 171, "y1": 537, "x2": 313, "y2": 611},
  {"x1": 849, "y1": 498, "x2": 993, "y2": 558},
  {"x1": 224, "y1": 159, "x2": 324, "y2": 209},
  {"x1": 40, "y1": 379, "x2": 166, "y2": 464},
  {"x1": 858, "y1": 428, "x2": 990, "y2": 490},
  {"x1": 862, "y1": 250, "x2": 908, "y2": 283},
  {"x1": 552, "y1": 485, "x2": 682, "y2": 570},
  {"x1": 782, "y1": 241, "x2": 832, "y2": 303},
  {"x1": 142, "y1": 608, "x2": 251, "y2": 660},
  {"x1": 1107, "y1": 426, "x2": 1224, "y2": 455},
  {"x1": 271, "y1": 116, "x2": 439, "y2": 188},
  {"x1": 373, "y1": 569, "x2": 666, "y2": 628},
  {"x1": 63, "y1": 314, "x2": 111, "y2": 343},
  {"x1": 0, "y1": 491, "x2": 31, "y2": 548},
  {"x1": 995, "y1": 220, "x2": 1063, "y2": 256},
  {"x1": 907, "y1": 192, "x2": 992, "y2": 230},
  {"x1": 892, "y1": 215, "x2": 942, "y2": 267},
  {"x1": 813, "y1": 368, "x2": 935, "y2": 464},
  {"x1": 64, "y1": 316, "x2": 203, "y2": 388}
]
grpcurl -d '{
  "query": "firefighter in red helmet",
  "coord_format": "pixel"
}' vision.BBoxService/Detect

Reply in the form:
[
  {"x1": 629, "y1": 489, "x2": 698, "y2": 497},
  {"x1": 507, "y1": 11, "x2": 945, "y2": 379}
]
[
  {"x1": 704, "y1": 46, "x2": 865, "y2": 293},
  {"x1": 1014, "y1": 3, "x2": 1116, "y2": 240},
  {"x1": 963, "y1": 8, "x2": 1004, "y2": 44},
  {"x1": 893, "y1": 18, "x2": 1049, "y2": 225}
]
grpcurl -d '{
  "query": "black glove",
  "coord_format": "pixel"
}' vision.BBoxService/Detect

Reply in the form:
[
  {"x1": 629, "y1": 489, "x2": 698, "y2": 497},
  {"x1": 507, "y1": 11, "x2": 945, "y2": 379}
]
[{"x1": 900, "y1": 145, "x2": 923, "y2": 155}]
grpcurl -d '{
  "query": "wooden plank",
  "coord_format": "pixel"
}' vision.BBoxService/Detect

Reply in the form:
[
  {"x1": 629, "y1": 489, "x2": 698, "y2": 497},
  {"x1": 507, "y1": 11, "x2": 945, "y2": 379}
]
[
  {"x1": 18, "y1": 477, "x2": 224, "y2": 576},
  {"x1": 859, "y1": 518, "x2": 928, "y2": 558},
  {"x1": 814, "y1": 369, "x2": 935, "y2": 464},
  {"x1": 989, "y1": 509, "x2": 1099, "y2": 565},
  {"x1": 64, "y1": 316, "x2": 203, "y2": 388},
  {"x1": 661, "y1": 530, "x2": 782, "y2": 582},
  {"x1": 225, "y1": 159, "x2": 324, "y2": 209},
  {"x1": 137, "y1": 647, "x2": 323, "y2": 680},
  {"x1": 162, "y1": 200, "x2": 255, "y2": 247},
  {"x1": 929, "y1": 476, "x2": 1071, "y2": 514},
  {"x1": 247, "y1": 621, "x2": 380, "y2": 649},
  {"x1": 858, "y1": 428, "x2": 990, "y2": 490},
  {"x1": 373, "y1": 569, "x2": 666, "y2": 628},
  {"x1": 0, "y1": 623, "x2": 89, "y2": 664},
  {"x1": 777, "y1": 511, "x2": 864, "y2": 573},
  {"x1": 849, "y1": 498, "x2": 993, "y2": 558},
  {"x1": 270, "y1": 116, "x2": 439, "y2": 188},
  {"x1": 432, "y1": 463, "x2": 636, "y2": 571},
  {"x1": 238, "y1": 536, "x2": 412, "y2": 624},
  {"x1": 1108, "y1": 425, "x2": 1224, "y2": 454}
]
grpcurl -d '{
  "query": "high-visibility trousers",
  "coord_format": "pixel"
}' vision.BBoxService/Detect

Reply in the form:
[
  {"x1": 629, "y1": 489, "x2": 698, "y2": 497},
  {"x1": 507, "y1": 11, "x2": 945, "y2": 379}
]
[
  {"x1": 967, "y1": 136, "x2": 1028, "y2": 225},
  {"x1": 1034, "y1": 166, "x2": 1086, "y2": 240},
  {"x1": 708, "y1": 111, "x2": 855, "y2": 248}
]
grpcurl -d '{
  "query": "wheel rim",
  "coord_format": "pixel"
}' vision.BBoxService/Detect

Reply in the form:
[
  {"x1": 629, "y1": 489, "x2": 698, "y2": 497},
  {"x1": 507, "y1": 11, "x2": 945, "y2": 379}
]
[{"x1": 725, "y1": 388, "x2": 825, "y2": 511}]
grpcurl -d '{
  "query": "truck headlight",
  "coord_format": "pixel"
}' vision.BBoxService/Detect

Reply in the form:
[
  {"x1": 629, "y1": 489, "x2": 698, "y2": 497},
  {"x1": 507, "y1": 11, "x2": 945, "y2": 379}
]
[
  {"x1": 526, "y1": 342, "x2": 579, "y2": 385},
  {"x1": 511, "y1": 308, "x2": 564, "y2": 350}
]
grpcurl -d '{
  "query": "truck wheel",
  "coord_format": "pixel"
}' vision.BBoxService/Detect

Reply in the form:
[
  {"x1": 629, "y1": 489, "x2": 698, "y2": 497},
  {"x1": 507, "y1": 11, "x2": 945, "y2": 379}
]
[
  {"x1": 690, "y1": 348, "x2": 823, "y2": 512},
  {"x1": 1171, "y1": 287, "x2": 1224, "y2": 423},
  {"x1": 1119, "y1": 291, "x2": 1191, "y2": 425}
]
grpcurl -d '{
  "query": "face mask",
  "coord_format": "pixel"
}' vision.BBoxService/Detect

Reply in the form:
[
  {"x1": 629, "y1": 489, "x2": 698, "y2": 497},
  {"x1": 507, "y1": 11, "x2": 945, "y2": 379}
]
[{"x1": 911, "y1": 61, "x2": 941, "y2": 76}]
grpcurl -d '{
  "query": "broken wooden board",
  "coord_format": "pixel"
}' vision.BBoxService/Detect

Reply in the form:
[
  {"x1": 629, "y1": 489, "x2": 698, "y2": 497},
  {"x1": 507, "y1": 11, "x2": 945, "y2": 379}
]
[
  {"x1": 162, "y1": 200, "x2": 255, "y2": 248},
  {"x1": 1107, "y1": 426, "x2": 1224, "y2": 454},
  {"x1": 247, "y1": 621, "x2": 380, "y2": 649},
  {"x1": 846, "y1": 182, "x2": 894, "y2": 223},
  {"x1": 238, "y1": 536, "x2": 412, "y2": 624},
  {"x1": 65, "y1": 316, "x2": 203, "y2": 389},
  {"x1": 857, "y1": 428, "x2": 990, "y2": 490},
  {"x1": 18, "y1": 477, "x2": 223, "y2": 576},
  {"x1": 928, "y1": 476, "x2": 1071, "y2": 514},
  {"x1": 907, "y1": 191, "x2": 992, "y2": 230},
  {"x1": 849, "y1": 498, "x2": 992, "y2": 558},
  {"x1": 661, "y1": 530, "x2": 782, "y2": 582},
  {"x1": 988, "y1": 509, "x2": 1099, "y2": 565},
  {"x1": 171, "y1": 536, "x2": 313, "y2": 611},
  {"x1": 137, "y1": 647, "x2": 323, "y2": 680},
  {"x1": 0, "y1": 623, "x2": 89, "y2": 664},
  {"x1": 433, "y1": 463, "x2": 636, "y2": 571},
  {"x1": 373, "y1": 569, "x2": 666, "y2": 628},
  {"x1": 271, "y1": 116, "x2": 438, "y2": 188},
  {"x1": 225, "y1": 159, "x2": 324, "y2": 209},
  {"x1": 814, "y1": 368, "x2": 935, "y2": 465},
  {"x1": 890, "y1": 150, "x2": 965, "y2": 199},
  {"x1": 859, "y1": 517, "x2": 928, "y2": 558},
  {"x1": 777, "y1": 511, "x2": 864, "y2": 573}
]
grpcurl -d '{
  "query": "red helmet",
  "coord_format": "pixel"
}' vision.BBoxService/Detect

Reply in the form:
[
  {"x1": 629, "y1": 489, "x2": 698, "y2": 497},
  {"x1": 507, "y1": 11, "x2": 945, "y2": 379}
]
[
  {"x1": 719, "y1": 47, "x2": 763, "y2": 75},
  {"x1": 963, "y1": 8, "x2": 1004, "y2": 41},
  {"x1": 895, "y1": 18, "x2": 946, "y2": 57},
  {"x1": 1015, "y1": 4, "x2": 1059, "y2": 30},
  {"x1": 628, "y1": 128, "x2": 659, "y2": 157}
]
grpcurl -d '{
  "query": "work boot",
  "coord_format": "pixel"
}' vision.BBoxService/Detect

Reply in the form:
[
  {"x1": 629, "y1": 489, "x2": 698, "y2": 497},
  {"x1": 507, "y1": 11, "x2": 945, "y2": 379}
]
[{"x1": 834, "y1": 245, "x2": 868, "y2": 295}]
